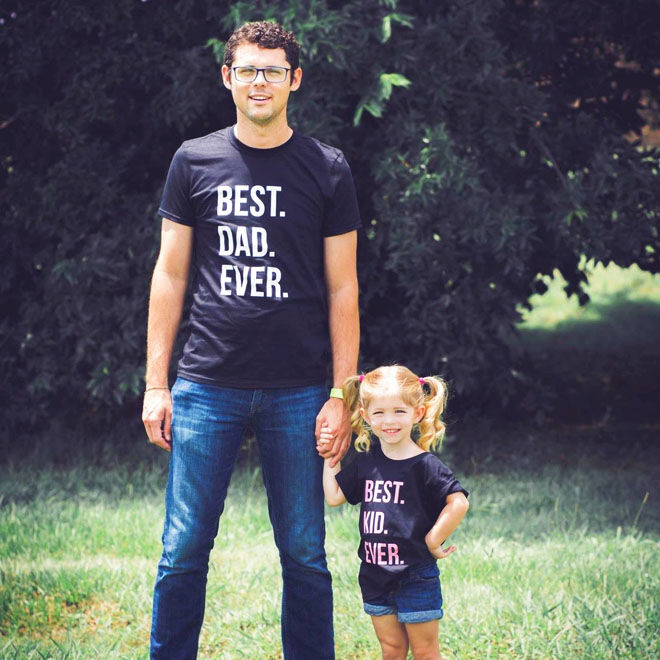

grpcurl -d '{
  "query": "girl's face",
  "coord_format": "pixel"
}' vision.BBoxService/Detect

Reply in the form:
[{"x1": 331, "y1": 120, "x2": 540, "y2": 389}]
[{"x1": 361, "y1": 389, "x2": 425, "y2": 450}]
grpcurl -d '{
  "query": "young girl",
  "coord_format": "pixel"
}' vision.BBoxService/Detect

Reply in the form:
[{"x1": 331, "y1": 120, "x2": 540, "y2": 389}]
[{"x1": 320, "y1": 365, "x2": 469, "y2": 660}]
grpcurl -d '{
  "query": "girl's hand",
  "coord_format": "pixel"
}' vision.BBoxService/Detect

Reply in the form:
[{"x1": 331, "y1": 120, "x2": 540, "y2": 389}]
[
  {"x1": 426, "y1": 542, "x2": 457, "y2": 560},
  {"x1": 316, "y1": 422, "x2": 335, "y2": 454},
  {"x1": 424, "y1": 492, "x2": 468, "y2": 559}
]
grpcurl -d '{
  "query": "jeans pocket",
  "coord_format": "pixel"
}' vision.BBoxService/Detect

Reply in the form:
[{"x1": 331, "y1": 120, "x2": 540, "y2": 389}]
[{"x1": 408, "y1": 561, "x2": 439, "y2": 583}]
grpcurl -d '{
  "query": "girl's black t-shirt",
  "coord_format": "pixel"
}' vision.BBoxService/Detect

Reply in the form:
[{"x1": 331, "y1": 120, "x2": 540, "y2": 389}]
[
  {"x1": 336, "y1": 444, "x2": 468, "y2": 601},
  {"x1": 158, "y1": 127, "x2": 361, "y2": 388}
]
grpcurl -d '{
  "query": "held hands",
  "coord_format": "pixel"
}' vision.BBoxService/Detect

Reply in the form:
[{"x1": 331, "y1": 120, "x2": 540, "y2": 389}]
[
  {"x1": 317, "y1": 423, "x2": 334, "y2": 446},
  {"x1": 315, "y1": 397, "x2": 351, "y2": 467},
  {"x1": 142, "y1": 389, "x2": 173, "y2": 451}
]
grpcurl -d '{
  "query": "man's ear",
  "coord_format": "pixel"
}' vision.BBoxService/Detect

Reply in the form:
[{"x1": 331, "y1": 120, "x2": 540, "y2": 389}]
[
  {"x1": 290, "y1": 67, "x2": 302, "y2": 92},
  {"x1": 221, "y1": 65, "x2": 232, "y2": 90}
]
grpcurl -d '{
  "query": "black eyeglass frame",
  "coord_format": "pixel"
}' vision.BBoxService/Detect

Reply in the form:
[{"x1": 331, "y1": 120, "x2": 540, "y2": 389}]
[{"x1": 231, "y1": 66, "x2": 292, "y2": 83}]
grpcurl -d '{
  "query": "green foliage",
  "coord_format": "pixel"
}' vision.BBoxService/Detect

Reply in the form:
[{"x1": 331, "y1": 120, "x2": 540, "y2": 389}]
[
  {"x1": 1, "y1": 0, "x2": 659, "y2": 433},
  {"x1": 0, "y1": 0, "x2": 235, "y2": 430}
]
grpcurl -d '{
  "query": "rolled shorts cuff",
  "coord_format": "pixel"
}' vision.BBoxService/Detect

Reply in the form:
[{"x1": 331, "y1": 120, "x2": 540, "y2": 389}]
[
  {"x1": 363, "y1": 602, "x2": 395, "y2": 617},
  {"x1": 398, "y1": 607, "x2": 444, "y2": 623},
  {"x1": 363, "y1": 602, "x2": 443, "y2": 623}
]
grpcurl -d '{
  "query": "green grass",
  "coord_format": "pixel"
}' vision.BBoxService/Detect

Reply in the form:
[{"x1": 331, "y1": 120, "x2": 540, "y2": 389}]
[
  {"x1": 1, "y1": 435, "x2": 659, "y2": 660},
  {"x1": 520, "y1": 261, "x2": 660, "y2": 331},
  {"x1": 519, "y1": 261, "x2": 660, "y2": 357}
]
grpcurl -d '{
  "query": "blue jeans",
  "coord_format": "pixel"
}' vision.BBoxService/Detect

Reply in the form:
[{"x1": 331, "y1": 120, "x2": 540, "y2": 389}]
[{"x1": 150, "y1": 378, "x2": 333, "y2": 660}]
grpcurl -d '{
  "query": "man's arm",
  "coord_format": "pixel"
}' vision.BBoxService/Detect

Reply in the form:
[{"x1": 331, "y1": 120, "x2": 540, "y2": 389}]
[
  {"x1": 142, "y1": 218, "x2": 193, "y2": 451},
  {"x1": 315, "y1": 230, "x2": 359, "y2": 466}
]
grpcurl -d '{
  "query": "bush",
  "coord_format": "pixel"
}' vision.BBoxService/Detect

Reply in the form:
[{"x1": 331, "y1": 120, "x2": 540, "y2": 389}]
[{"x1": 1, "y1": 0, "x2": 658, "y2": 438}]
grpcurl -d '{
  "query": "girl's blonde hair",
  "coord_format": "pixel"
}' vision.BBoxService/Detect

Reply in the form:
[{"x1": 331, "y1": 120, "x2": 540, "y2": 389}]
[{"x1": 343, "y1": 365, "x2": 448, "y2": 453}]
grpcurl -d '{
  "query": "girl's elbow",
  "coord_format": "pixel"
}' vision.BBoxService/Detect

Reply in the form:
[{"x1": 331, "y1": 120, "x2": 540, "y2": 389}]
[
  {"x1": 460, "y1": 496, "x2": 470, "y2": 514},
  {"x1": 324, "y1": 493, "x2": 345, "y2": 507},
  {"x1": 450, "y1": 494, "x2": 469, "y2": 516}
]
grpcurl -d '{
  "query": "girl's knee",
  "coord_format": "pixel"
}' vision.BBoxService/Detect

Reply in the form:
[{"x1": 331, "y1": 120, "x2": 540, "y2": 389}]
[
  {"x1": 407, "y1": 621, "x2": 441, "y2": 660},
  {"x1": 372, "y1": 615, "x2": 409, "y2": 660},
  {"x1": 380, "y1": 640, "x2": 408, "y2": 660},
  {"x1": 409, "y1": 640, "x2": 441, "y2": 660}
]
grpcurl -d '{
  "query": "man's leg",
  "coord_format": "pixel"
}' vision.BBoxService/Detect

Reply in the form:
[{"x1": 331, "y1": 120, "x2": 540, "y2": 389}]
[
  {"x1": 150, "y1": 379, "x2": 249, "y2": 660},
  {"x1": 254, "y1": 384, "x2": 334, "y2": 660}
]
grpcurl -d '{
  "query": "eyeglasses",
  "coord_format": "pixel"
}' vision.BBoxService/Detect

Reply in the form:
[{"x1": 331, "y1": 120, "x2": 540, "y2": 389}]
[{"x1": 232, "y1": 66, "x2": 291, "y2": 83}]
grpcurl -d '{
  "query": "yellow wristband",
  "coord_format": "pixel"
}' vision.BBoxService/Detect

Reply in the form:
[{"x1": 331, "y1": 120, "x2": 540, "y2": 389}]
[{"x1": 329, "y1": 387, "x2": 343, "y2": 400}]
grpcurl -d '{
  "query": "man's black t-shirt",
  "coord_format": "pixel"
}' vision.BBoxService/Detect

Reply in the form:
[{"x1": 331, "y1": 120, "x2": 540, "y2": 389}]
[
  {"x1": 336, "y1": 444, "x2": 468, "y2": 601},
  {"x1": 158, "y1": 127, "x2": 361, "y2": 388}
]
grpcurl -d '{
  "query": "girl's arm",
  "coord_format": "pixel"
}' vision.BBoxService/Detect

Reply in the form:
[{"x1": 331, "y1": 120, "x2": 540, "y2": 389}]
[
  {"x1": 323, "y1": 458, "x2": 347, "y2": 506},
  {"x1": 425, "y1": 492, "x2": 469, "y2": 559}
]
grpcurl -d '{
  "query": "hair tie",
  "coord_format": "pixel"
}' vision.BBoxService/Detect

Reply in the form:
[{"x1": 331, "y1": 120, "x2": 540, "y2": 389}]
[
  {"x1": 359, "y1": 374, "x2": 365, "y2": 382},
  {"x1": 419, "y1": 377, "x2": 425, "y2": 385}
]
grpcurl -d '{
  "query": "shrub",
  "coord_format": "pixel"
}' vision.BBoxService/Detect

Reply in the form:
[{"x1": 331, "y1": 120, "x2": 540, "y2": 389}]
[{"x1": 1, "y1": 0, "x2": 658, "y2": 438}]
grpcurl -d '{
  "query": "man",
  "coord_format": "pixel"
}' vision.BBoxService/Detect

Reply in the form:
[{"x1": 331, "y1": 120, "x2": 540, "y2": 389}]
[{"x1": 142, "y1": 20, "x2": 360, "y2": 660}]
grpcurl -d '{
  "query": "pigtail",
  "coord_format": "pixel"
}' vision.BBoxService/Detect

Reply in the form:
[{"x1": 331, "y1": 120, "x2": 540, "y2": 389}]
[
  {"x1": 417, "y1": 375, "x2": 447, "y2": 451},
  {"x1": 342, "y1": 375, "x2": 372, "y2": 452}
]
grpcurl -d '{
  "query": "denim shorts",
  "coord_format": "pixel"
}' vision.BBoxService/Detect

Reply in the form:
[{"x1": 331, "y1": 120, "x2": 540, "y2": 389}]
[{"x1": 363, "y1": 561, "x2": 444, "y2": 623}]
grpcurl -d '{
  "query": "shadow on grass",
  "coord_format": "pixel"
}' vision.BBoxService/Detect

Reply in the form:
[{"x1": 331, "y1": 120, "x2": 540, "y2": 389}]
[
  {"x1": 519, "y1": 299, "x2": 660, "y2": 425},
  {"x1": 521, "y1": 299, "x2": 660, "y2": 354}
]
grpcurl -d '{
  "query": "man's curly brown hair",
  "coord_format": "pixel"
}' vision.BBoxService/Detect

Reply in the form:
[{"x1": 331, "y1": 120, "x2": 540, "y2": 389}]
[{"x1": 223, "y1": 21, "x2": 301, "y2": 72}]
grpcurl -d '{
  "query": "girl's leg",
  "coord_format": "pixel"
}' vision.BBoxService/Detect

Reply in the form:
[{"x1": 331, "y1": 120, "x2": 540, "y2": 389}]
[
  {"x1": 370, "y1": 614, "x2": 409, "y2": 660},
  {"x1": 404, "y1": 620, "x2": 442, "y2": 660}
]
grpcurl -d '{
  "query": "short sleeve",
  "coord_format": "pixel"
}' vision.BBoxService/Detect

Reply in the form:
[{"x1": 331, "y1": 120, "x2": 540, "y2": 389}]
[
  {"x1": 424, "y1": 457, "x2": 468, "y2": 514},
  {"x1": 322, "y1": 152, "x2": 361, "y2": 237},
  {"x1": 335, "y1": 456, "x2": 363, "y2": 505},
  {"x1": 158, "y1": 144, "x2": 195, "y2": 226}
]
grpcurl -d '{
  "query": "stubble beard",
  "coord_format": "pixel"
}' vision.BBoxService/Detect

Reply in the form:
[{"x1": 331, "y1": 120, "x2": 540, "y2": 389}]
[{"x1": 244, "y1": 106, "x2": 283, "y2": 127}]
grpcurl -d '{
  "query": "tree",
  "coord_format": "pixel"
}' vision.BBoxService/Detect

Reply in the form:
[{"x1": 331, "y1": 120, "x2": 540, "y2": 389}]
[
  {"x1": 0, "y1": 0, "x2": 234, "y2": 433},
  {"x1": 1, "y1": 0, "x2": 658, "y2": 438}
]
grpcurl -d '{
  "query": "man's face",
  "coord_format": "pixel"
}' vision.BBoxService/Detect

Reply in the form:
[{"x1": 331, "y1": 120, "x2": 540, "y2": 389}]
[{"x1": 221, "y1": 43, "x2": 302, "y2": 127}]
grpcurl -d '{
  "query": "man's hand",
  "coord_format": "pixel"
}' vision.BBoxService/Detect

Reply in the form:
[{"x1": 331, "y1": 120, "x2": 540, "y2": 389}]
[
  {"x1": 315, "y1": 397, "x2": 351, "y2": 467},
  {"x1": 142, "y1": 389, "x2": 173, "y2": 451}
]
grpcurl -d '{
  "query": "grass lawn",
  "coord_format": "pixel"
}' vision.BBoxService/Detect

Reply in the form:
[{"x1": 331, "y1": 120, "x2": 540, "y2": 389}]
[
  {"x1": 1, "y1": 262, "x2": 659, "y2": 659},
  {"x1": 0, "y1": 427, "x2": 658, "y2": 660}
]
